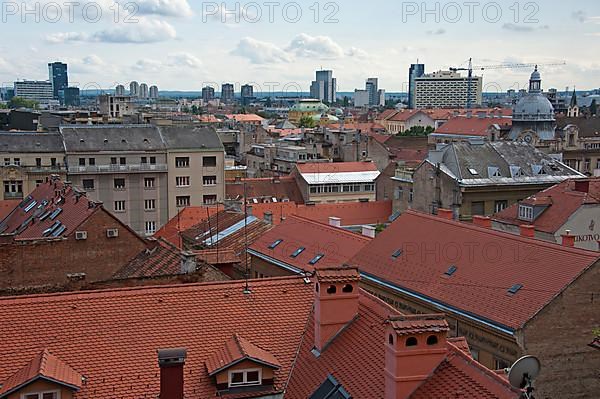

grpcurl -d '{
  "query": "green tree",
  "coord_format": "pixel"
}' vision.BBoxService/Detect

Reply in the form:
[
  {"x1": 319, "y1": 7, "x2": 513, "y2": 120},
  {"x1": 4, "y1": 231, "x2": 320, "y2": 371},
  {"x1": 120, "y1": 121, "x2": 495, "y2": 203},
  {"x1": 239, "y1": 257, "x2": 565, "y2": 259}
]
[
  {"x1": 298, "y1": 115, "x2": 316, "y2": 128},
  {"x1": 191, "y1": 105, "x2": 199, "y2": 115},
  {"x1": 8, "y1": 97, "x2": 38, "y2": 109},
  {"x1": 343, "y1": 96, "x2": 350, "y2": 107},
  {"x1": 397, "y1": 125, "x2": 434, "y2": 137}
]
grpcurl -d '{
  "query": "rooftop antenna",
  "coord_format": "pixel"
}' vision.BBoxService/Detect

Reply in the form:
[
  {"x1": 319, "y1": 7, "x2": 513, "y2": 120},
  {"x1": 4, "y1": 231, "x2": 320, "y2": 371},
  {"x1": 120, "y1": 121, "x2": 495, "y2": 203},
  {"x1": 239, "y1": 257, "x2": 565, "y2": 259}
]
[
  {"x1": 243, "y1": 180, "x2": 251, "y2": 294},
  {"x1": 507, "y1": 355, "x2": 541, "y2": 399}
]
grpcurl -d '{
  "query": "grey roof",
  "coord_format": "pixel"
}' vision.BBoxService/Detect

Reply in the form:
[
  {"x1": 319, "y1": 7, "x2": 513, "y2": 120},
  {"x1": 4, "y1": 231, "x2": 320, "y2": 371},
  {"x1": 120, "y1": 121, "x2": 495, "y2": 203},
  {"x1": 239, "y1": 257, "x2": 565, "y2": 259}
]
[
  {"x1": 513, "y1": 94, "x2": 555, "y2": 122},
  {"x1": 428, "y1": 141, "x2": 583, "y2": 186},
  {"x1": 556, "y1": 116, "x2": 600, "y2": 138},
  {"x1": 0, "y1": 132, "x2": 65, "y2": 153},
  {"x1": 158, "y1": 126, "x2": 224, "y2": 151},
  {"x1": 60, "y1": 125, "x2": 165, "y2": 152}
]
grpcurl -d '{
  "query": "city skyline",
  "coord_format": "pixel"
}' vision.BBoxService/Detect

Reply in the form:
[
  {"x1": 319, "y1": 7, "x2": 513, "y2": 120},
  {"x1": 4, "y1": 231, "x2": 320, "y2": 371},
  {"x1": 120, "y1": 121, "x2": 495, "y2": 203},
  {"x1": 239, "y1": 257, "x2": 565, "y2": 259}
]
[{"x1": 1, "y1": 0, "x2": 599, "y2": 92}]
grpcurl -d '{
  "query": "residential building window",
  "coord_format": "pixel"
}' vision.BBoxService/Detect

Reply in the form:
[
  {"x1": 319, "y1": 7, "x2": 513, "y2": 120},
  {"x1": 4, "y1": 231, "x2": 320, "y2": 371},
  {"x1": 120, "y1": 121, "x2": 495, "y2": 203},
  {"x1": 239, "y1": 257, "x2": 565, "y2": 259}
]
[
  {"x1": 176, "y1": 176, "x2": 190, "y2": 187},
  {"x1": 150, "y1": 156, "x2": 156, "y2": 164},
  {"x1": 51, "y1": 158, "x2": 57, "y2": 167},
  {"x1": 89, "y1": 158, "x2": 95, "y2": 166},
  {"x1": 22, "y1": 392, "x2": 58, "y2": 399},
  {"x1": 114, "y1": 200, "x2": 126, "y2": 212},
  {"x1": 145, "y1": 221, "x2": 157, "y2": 235},
  {"x1": 114, "y1": 178, "x2": 126, "y2": 189},
  {"x1": 518, "y1": 204, "x2": 534, "y2": 221},
  {"x1": 597, "y1": 159, "x2": 600, "y2": 170},
  {"x1": 495, "y1": 358, "x2": 510, "y2": 370},
  {"x1": 120, "y1": 157, "x2": 126, "y2": 165},
  {"x1": 111, "y1": 157, "x2": 117, "y2": 165},
  {"x1": 470, "y1": 348, "x2": 480, "y2": 361},
  {"x1": 175, "y1": 157, "x2": 190, "y2": 168},
  {"x1": 4, "y1": 180, "x2": 23, "y2": 193},
  {"x1": 395, "y1": 187, "x2": 403, "y2": 200},
  {"x1": 471, "y1": 201, "x2": 485, "y2": 216},
  {"x1": 364, "y1": 183, "x2": 375, "y2": 192},
  {"x1": 494, "y1": 200, "x2": 508, "y2": 213},
  {"x1": 13, "y1": 158, "x2": 20, "y2": 166},
  {"x1": 228, "y1": 369, "x2": 261, "y2": 388},
  {"x1": 568, "y1": 133, "x2": 575, "y2": 147},
  {"x1": 176, "y1": 196, "x2": 191, "y2": 207},
  {"x1": 141, "y1": 156, "x2": 147, "y2": 164},
  {"x1": 3, "y1": 158, "x2": 9, "y2": 166},
  {"x1": 36, "y1": 180, "x2": 43, "y2": 186},
  {"x1": 144, "y1": 177, "x2": 155, "y2": 188},
  {"x1": 36, "y1": 158, "x2": 42, "y2": 167},
  {"x1": 584, "y1": 159, "x2": 591, "y2": 172},
  {"x1": 79, "y1": 158, "x2": 86, "y2": 166},
  {"x1": 82, "y1": 179, "x2": 95, "y2": 190},
  {"x1": 144, "y1": 199, "x2": 156, "y2": 211},
  {"x1": 203, "y1": 176, "x2": 217, "y2": 186},
  {"x1": 203, "y1": 195, "x2": 218, "y2": 205},
  {"x1": 203, "y1": 156, "x2": 217, "y2": 167},
  {"x1": 409, "y1": 188, "x2": 414, "y2": 203}
]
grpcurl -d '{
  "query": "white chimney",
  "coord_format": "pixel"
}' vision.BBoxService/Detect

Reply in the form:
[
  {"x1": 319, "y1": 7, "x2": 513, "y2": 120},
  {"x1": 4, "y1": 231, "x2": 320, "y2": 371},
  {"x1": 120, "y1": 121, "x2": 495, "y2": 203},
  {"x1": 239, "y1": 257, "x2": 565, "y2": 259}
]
[
  {"x1": 181, "y1": 251, "x2": 197, "y2": 274},
  {"x1": 329, "y1": 217, "x2": 341, "y2": 228},
  {"x1": 361, "y1": 225, "x2": 376, "y2": 238}
]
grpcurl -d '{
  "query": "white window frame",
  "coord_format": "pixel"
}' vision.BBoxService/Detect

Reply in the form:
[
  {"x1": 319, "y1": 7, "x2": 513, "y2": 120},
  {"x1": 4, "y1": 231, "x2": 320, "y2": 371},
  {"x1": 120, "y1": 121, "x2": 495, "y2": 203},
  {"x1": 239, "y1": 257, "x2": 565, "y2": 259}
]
[
  {"x1": 175, "y1": 157, "x2": 190, "y2": 168},
  {"x1": 176, "y1": 196, "x2": 191, "y2": 207},
  {"x1": 227, "y1": 368, "x2": 262, "y2": 388},
  {"x1": 144, "y1": 177, "x2": 155, "y2": 189},
  {"x1": 176, "y1": 176, "x2": 190, "y2": 187},
  {"x1": 145, "y1": 221, "x2": 157, "y2": 235},
  {"x1": 114, "y1": 200, "x2": 126, "y2": 212},
  {"x1": 144, "y1": 199, "x2": 156, "y2": 211},
  {"x1": 21, "y1": 390, "x2": 60, "y2": 399},
  {"x1": 518, "y1": 204, "x2": 533, "y2": 221}
]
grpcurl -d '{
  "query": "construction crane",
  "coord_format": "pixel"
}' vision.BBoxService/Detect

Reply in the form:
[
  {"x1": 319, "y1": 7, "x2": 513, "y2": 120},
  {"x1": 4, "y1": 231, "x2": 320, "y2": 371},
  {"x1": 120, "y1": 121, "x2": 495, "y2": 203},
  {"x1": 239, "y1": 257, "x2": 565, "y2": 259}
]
[{"x1": 449, "y1": 58, "x2": 567, "y2": 109}]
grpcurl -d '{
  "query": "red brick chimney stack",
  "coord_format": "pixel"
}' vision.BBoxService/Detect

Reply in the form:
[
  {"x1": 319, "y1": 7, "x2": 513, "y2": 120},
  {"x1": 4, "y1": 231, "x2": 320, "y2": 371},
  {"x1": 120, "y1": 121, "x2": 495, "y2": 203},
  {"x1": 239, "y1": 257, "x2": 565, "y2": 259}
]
[
  {"x1": 314, "y1": 267, "x2": 360, "y2": 353},
  {"x1": 437, "y1": 208, "x2": 454, "y2": 220},
  {"x1": 472, "y1": 215, "x2": 492, "y2": 228},
  {"x1": 519, "y1": 224, "x2": 536, "y2": 238},
  {"x1": 561, "y1": 230, "x2": 575, "y2": 248},
  {"x1": 384, "y1": 314, "x2": 449, "y2": 399},
  {"x1": 158, "y1": 348, "x2": 187, "y2": 399}
]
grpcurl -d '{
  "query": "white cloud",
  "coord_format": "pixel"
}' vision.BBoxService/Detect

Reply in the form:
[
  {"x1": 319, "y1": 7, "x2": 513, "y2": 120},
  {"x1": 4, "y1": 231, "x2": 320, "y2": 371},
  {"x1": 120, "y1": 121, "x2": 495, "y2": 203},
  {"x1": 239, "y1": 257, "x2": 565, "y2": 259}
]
[
  {"x1": 45, "y1": 19, "x2": 177, "y2": 44},
  {"x1": 346, "y1": 47, "x2": 369, "y2": 59},
  {"x1": 127, "y1": 0, "x2": 194, "y2": 17},
  {"x1": 502, "y1": 23, "x2": 549, "y2": 32},
  {"x1": 427, "y1": 29, "x2": 446, "y2": 35},
  {"x1": 231, "y1": 37, "x2": 292, "y2": 64},
  {"x1": 167, "y1": 53, "x2": 202, "y2": 68},
  {"x1": 286, "y1": 34, "x2": 344, "y2": 60},
  {"x1": 132, "y1": 52, "x2": 202, "y2": 72}
]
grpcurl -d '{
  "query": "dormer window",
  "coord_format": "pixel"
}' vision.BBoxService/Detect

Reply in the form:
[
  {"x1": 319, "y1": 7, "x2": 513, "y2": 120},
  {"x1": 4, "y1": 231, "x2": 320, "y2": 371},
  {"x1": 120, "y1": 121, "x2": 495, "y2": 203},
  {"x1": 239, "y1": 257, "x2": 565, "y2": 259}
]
[
  {"x1": 532, "y1": 165, "x2": 546, "y2": 175},
  {"x1": 518, "y1": 204, "x2": 534, "y2": 221},
  {"x1": 229, "y1": 369, "x2": 261, "y2": 388},
  {"x1": 22, "y1": 391, "x2": 58, "y2": 399},
  {"x1": 488, "y1": 166, "x2": 501, "y2": 178},
  {"x1": 510, "y1": 165, "x2": 524, "y2": 178}
]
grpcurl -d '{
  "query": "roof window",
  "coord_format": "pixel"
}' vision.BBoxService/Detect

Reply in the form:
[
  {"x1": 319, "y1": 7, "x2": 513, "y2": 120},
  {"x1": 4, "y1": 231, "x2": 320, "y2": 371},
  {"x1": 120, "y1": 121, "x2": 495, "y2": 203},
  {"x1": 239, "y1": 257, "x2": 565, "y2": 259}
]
[
  {"x1": 308, "y1": 254, "x2": 325, "y2": 265},
  {"x1": 392, "y1": 249, "x2": 403, "y2": 259},
  {"x1": 291, "y1": 247, "x2": 305, "y2": 258},
  {"x1": 508, "y1": 284, "x2": 523, "y2": 295},
  {"x1": 268, "y1": 239, "x2": 283, "y2": 249},
  {"x1": 444, "y1": 265, "x2": 457, "y2": 277}
]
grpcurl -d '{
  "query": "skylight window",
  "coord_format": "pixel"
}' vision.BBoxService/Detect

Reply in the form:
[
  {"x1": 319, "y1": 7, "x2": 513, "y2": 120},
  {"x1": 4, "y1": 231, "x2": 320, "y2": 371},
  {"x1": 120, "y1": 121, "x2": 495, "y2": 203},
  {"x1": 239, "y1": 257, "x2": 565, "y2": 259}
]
[
  {"x1": 24, "y1": 200, "x2": 37, "y2": 213},
  {"x1": 508, "y1": 284, "x2": 523, "y2": 295},
  {"x1": 291, "y1": 247, "x2": 305, "y2": 258},
  {"x1": 49, "y1": 208, "x2": 63, "y2": 220},
  {"x1": 308, "y1": 254, "x2": 325, "y2": 265},
  {"x1": 268, "y1": 239, "x2": 283, "y2": 249},
  {"x1": 43, "y1": 221, "x2": 61, "y2": 237},
  {"x1": 468, "y1": 168, "x2": 479, "y2": 175},
  {"x1": 392, "y1": 249, "x2": 403, "y2": 259},
  {"x1": 444, "y1": 265, "x2": 458, "y2": 277}
]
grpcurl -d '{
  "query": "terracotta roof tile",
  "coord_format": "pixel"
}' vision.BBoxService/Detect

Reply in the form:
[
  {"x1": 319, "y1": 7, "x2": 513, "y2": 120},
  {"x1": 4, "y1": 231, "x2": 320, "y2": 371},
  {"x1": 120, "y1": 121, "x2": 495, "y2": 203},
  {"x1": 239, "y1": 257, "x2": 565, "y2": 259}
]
[
  {"x1": 0, "y1": 200, "x2": 19, "y2": 221},
  {"x1": 350, "y1": 210, "x2": 600, "y2": 330},
  {"x1": 226, "y1": 177, "x2": 304, "y2": 204},
  {"x1": 205, "y1": 334, "x2": 281, "y2": 375},
  {"x1": 434, "y1": 116, "x2": 512, "y2": 137},
  {"x1": 154, "y1": 205, "x2": 223, "y2": 248},
  {"x1": 388, "y1": 314, "x2": 449, "y2": 336},
  {"x1": 0, "y1": 349, "x2": 83, "y2": 397},
  {"x1": 315, "y1": 267, "x2": 360, "y2": 282},
  {"x1": 296, "y1": 161, "x2": 378, "y2": 174}
]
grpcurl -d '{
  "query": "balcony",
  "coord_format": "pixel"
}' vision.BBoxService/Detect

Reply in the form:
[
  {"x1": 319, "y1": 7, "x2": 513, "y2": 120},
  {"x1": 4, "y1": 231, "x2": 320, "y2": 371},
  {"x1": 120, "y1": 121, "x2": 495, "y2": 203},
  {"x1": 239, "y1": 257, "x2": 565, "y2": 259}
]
[
  {"x1": 68, "y1": 164, "x2": 168, "y2": 174},
  {"x1": 393, "y1": 168, "x2": 415, "y2": 183},
  {"x1": 4, "y1": 192, "x2": 23, "y2": 200}
]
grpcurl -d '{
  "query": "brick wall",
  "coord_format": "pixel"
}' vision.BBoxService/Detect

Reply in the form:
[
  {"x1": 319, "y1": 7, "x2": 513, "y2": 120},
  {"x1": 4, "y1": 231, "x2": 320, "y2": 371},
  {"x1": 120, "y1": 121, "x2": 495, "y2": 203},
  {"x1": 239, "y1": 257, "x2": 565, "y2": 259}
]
[
  {"x1": 0, "y1": 209, "x2": 146, "y2": 289},
  {"x1": 522, "y1": 261, "x2": 600, "y2": 399}
]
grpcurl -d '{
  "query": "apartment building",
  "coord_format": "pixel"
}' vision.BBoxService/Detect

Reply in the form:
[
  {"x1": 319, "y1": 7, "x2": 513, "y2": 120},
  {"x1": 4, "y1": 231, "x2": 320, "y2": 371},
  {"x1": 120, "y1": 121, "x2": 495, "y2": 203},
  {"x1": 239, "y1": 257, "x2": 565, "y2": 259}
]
[
  {"x1": 60, "y1": 125, "x2": 225, "y2": 235},
  {"x1": 98, "y1": 94, "x2": 134, "y2": 118},
  {"x1": 0, "y1": 132, "x2": 67, "y2": 201},
  {"x1": 414, "y1": 70, "x2": 483, "y2": 109},
  {"x1": 13, "y1": 80, "x2": 55, "y2": 107}
]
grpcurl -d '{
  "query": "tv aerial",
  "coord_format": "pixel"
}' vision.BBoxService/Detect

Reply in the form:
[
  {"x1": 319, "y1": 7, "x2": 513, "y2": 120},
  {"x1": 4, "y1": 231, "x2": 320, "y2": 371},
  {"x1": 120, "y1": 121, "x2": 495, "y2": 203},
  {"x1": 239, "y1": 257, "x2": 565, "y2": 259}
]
[{"x1": 507, "y1": 355, "x2": 541, "y2": 399}]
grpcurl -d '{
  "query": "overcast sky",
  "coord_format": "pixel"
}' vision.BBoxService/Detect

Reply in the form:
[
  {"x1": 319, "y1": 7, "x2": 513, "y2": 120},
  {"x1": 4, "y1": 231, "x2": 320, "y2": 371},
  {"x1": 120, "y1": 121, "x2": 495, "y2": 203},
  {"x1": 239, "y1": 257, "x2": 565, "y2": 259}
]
[{"x1": 1, "y1": 0, "x2": 599, "y2": 93}]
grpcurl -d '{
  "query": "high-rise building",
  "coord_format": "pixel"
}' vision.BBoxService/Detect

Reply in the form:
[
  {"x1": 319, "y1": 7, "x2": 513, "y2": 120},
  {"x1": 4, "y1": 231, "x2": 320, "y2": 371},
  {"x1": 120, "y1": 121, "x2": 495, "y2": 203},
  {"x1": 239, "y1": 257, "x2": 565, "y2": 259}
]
[
  {"x1": 130, "y1": 81, "x2": 139, "y2": 97},
  {"x1": 48, "y1": 62, "x2": 68, "y2": 100},
  {"x1": 241, "y1": 84, "x2": 254, "y2": 106},
  {"x1": 149, "y1": 85, "x2": 159, "y2": 99},
  {"x1": 62, "y1": 87, "x2": 80, "y2": 107},
  {"x1": 366, "y1": 78, "x2": 378, "y2": 106},
  {"x1": 221, "y1": 83, "x2": 234, "y2": 104},
  {"x1": 202, "y1": 86, "x2": 215, "y2": 102},
  {"x1": 413, "y1": 70, "x2": 482, "y2": 109},
  {"x1": 354, "y1": 89, "x2": 370, "y2": 107},
  {"x1": 13, "y1": 80, "x2": 54, "y2": 106},
  {"x1": 139, "y1": 83, "x2": 149, "y2": 99},
  {"x1": 408, "y1": 63, "x2": 425, "y2": 109},
  {"x1": 310, "y1": 70, "x2": 336, "y2": 104},
  {"x1": 115, "y1": 85, "x2": 126, "y2": 96}
]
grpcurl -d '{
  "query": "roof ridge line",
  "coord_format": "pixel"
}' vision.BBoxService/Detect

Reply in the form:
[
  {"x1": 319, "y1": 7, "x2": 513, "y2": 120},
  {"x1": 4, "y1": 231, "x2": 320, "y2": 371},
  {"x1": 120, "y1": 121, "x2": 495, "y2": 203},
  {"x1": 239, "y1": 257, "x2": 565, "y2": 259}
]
[{"x1": 286, "y1": 215, "x2": 372, "y2": 241}]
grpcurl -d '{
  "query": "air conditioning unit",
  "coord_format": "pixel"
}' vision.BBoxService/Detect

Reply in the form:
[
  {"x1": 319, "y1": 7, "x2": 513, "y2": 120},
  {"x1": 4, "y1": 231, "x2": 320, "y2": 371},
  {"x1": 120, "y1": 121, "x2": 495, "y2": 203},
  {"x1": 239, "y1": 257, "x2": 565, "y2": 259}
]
[
  {"x1": 106, "y1": 228, "x2": 119, "y2": 238},
  {"x1": 75, "y1": 231, "x2": 88, "y2": 240}
]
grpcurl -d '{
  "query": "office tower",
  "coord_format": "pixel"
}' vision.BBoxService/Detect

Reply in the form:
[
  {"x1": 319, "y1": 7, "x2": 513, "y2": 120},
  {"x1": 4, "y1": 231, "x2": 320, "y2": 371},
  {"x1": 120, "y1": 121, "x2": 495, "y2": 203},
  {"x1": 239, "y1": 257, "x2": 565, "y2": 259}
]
[
  {"x1": 202, "y1": 86, "x2": 215, "y2": 102},
  {"x1": 354, "y1": 89, "x2": 370, "y2": 107},
  {"x1": 13, "y1": 80, "x2": 54, "y2": 106},
  {"x1": 130, "y1": 81, "x2": 140, "y2": 97},
  {"x1": 408, "y1": 63, "x2": 425, "y2": 109},
  {"x1": 149, "y1": 85, "x2": 159, "y2": 99},
  {"x1": 48, "y1": 62, "x2": 68, "y2": 100},
  {"x1": 377, "y1": 89, "x2": 386, "y2": 107},
  {"x1": 310, "y1": 70, "x2": 336, "y2": 104},
  {"x1": 413, "y1": 70, "x2": 482, "y2": 109},
  {"x1": 62, "y1": 87, "x2": 80, "y2": 107},
  {"x1": 139, "y1": 83, "x2": 149, "y2": 99},
  {"x1": 241, "y1": 84, "x2": 254, "y2": 106},
  {"x1": 221, "y1": 83, "x2": 234, "y2": 103},
  {"x1": 115, "y1": 85, "x2": 126, "y2": 96},
  {"x1": 366, "y1": 78, "x2": 378, "y2": 106}
]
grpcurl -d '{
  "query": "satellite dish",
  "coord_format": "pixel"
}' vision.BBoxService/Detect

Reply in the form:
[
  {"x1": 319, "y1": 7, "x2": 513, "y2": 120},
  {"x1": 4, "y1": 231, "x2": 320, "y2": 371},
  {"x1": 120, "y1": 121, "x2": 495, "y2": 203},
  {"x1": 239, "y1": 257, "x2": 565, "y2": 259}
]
[{"x1": 508, "y1": 355, "x2": 541, "y2": 391}]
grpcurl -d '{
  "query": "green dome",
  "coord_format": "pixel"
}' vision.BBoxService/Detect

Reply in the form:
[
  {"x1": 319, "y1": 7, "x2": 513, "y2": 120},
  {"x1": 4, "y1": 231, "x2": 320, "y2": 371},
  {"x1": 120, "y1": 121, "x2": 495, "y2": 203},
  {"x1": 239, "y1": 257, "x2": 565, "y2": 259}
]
[
  {"x1": 312, "y1": 113, "x2": 339, "y2": 122},
  {"x1": 291, "y1": 100, "x2": 329, "y2": 113}
]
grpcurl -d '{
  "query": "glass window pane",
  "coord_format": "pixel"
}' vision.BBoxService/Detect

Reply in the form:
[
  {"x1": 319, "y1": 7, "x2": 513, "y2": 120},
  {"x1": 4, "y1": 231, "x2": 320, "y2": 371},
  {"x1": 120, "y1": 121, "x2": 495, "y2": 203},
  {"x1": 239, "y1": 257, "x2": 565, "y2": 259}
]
[{"x1": 247, "y1": 370, "x2": 260, "y2": 383}]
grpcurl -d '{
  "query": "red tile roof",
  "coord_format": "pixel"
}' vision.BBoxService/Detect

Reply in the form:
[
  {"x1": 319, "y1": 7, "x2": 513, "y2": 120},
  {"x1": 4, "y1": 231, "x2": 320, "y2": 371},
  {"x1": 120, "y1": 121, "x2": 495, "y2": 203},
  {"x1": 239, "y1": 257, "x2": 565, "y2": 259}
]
[
  {"x1": 154, "y1": 205, "x2": 223, "y2": 248},
  {"x1": 195, "y1": 249, "x2": 241, "y2": 265},
  {"x1": 225, "y1": 176, "x2": 304, "y2": 204},
  {"x1": 349, "y1": 210, "x2": 600, "y2": 331},
  {"x1": 388, "y1": 314, "x2": 449, "y2": 336},
  {"x1": 0, "y1": 349, "x2": 83, "y2": 397},
  {"x1": 296, "y1": 161, "x2": 378, "y2": 174},
  {"x1": 434, "y1": 116, "x2": 512, "y2": 137},
  {"x1": 314, "y1": 267, "x2": 360, "y2": 283},
  {"x1": 295, "y1": 200, "x2": 392, "y2": 226},
  {"x1": 0, "y1": 277, "x2": 314, "y2": 398},
  {"x1": 0, "y1": 200, "x2": 19, "y2": 221},
  {"x1": 205, "y1": 334, "x2": 281, "y2": 375},
  {"x1": 0, "y1": 179, "x2": 100, "y2": 240},
  {"x1": 493, "y1": 178, "x2": 600, "y2": 234},
  {"x1": 389, "y1": 110, "x2": 428, "y2": 122},
  {"x1": 225, "y1": 114, "x2": 264, "y2": 123},
  {"x1": 249, "y1": 215, "x2": 371, "y2": 273}
]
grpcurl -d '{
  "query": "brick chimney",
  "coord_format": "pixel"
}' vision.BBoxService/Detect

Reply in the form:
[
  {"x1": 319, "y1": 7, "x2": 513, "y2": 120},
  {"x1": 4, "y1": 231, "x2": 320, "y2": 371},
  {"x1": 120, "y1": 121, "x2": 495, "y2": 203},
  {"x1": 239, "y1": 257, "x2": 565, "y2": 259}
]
[
  {"x1": 472, "y1": 215, "x2": 492, "y2": 228},
  {"x1": 314, "y1": 267, "x2": 360, "y2": 353},
  {"x1": 264, "y1": 211, "x2": 273, "y2": 225},
  {"x1": 328, "y1": 217, "x2": 341, "y2": 228},
  {"x1": 561, "y1": 230, "x2": 575, "y2": 247},
  {"x1": 180, "y1": 251, "x2": 197, "y2": 274},
  {"x1": 437, "y1": 208, "x2": 454, "y2": 220},
  {"x1": 519, "y1": 224, "x2": 535, "y2": 238},
  {"x1": 158, "y1": 348, "x2": 187, "y2": 399},
  {"x1": 385, "y1": 315, "x2": 449, "y2": 399}
]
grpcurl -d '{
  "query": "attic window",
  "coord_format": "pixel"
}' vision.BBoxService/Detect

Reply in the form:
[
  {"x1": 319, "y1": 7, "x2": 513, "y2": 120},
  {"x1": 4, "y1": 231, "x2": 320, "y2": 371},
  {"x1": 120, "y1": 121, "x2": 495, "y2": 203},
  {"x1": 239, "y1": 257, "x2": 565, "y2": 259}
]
[
  {"x1": 508, "y1": 284, "x2": 523, "y2": 295},
  {"x1": 228, "y1": 368, "x2": 261, "y2": 388},
  {"x1": 488, "y1": 166, "x2": 502, "y2": 177},
  {"x1": 444, "y1": 265, "x2": 458, "y2": 277},
  {"x1": 392, "y1": 249, "x2": 403, "y2": 259},
  {"x1": 510, "y1": 165, "x2": 524, "y2": 178},
  {"x1": 468, "y1": 168, "x2": 479, "y2": 176},
  {"x1": 291, "y1": 247, "x2": 305, "y2": 258},
  {"x1": 518, "y1": 204, "x2": 534, "y2": 222},
  {"x1": 532, "y1": 165, "x2": 546, "y2": 175},
  {"x1": 309, "y1": 254, "x2": 325, "y2": 265},
  {"x1": 268, "y1": 239, "x2": 283, "y2": 249}
]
